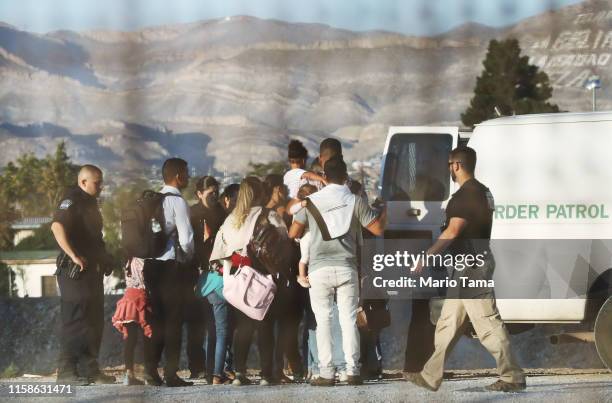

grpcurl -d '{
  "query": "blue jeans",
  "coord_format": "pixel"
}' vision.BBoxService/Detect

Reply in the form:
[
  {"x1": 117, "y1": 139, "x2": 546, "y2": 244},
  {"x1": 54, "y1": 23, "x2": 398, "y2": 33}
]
[{"x1": 206, "y1": 292, "x2": 230, "y2": 377}]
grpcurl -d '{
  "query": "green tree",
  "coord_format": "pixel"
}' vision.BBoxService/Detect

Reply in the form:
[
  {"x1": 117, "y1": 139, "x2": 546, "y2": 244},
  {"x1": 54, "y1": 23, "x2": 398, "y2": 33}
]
[
  {"x1": 461, "y1": 38, "x2": 560, "y2": 127},
  {"x1": 0, "y1": 193, "x2": 16, "y2": 250},
  {"x1": 13, "y1": 224, "x2": 56, "y2": 251},
  {"x1": 0, "y1": 142, "x2": 78, "y2": 218},
  {"x1": 40, "y1": 142, "x2": 79, "y2": 212},
  {"x1": 247, "y1": 161, "x2": 287, "y2": 177}
]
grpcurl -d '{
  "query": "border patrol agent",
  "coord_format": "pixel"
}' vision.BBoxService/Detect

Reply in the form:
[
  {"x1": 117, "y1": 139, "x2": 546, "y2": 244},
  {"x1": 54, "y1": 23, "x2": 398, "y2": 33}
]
[
  {"x1": 406, "y1": 146, "x2": 525, "y2": 393},
  {"x1": 51, "y1": 164, "x2": 115, "y2": 385}
]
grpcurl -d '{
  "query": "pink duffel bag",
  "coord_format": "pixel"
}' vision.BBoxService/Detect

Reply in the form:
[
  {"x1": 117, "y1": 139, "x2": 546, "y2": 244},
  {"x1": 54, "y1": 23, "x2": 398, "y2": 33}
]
[
  {"x1": 221, "y1": 210, "x2": 276, "y2": 321},
  {"x1": 222, "y1": 260, "x2": 276, "y2": 321}
]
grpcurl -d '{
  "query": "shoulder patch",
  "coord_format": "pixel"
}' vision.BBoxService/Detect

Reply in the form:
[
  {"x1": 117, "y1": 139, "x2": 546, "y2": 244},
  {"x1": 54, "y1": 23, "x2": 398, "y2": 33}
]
[{"x1": 59, "y1": 199, "x2": 73, "y2": 210}]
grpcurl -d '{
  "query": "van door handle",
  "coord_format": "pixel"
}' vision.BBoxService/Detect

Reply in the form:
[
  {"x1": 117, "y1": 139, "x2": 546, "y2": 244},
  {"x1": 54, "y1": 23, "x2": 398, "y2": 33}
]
[{"x1": 406, "y1": 208, "x2": 421, "y2": 217}]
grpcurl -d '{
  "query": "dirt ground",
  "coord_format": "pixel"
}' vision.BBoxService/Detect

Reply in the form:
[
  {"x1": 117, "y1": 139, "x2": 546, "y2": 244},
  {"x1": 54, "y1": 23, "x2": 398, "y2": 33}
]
[{"x1": 0, "y1": 368, "x2": 610, "y2": 403}]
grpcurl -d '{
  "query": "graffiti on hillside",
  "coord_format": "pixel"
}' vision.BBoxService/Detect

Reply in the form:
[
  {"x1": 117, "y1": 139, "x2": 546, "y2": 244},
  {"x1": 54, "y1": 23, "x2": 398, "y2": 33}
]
[{"x1": 524, "y1": 10, "x2": 612, "y2": 88}]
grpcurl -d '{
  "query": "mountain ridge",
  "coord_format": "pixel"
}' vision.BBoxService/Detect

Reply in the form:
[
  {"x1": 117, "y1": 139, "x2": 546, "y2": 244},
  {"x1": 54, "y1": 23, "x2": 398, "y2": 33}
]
[{"x1": 0, "y1": 0, "x2": 610, "y2": 175}]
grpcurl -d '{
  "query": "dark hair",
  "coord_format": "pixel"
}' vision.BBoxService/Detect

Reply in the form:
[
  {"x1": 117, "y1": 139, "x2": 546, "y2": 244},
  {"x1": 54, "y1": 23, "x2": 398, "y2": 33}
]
[
  {"x1": 319, "y1": 138, "x2": 342, "y2": 159},
  {"x1": 264, "y1": 174, "x2": 283, "y2": 191},
  {"x1": 288, "y1": 140, "x2": 308, "y2": 160},
  {"x1": 263, "y1": 174, "x2": 286, "y2": 204},
  {"x1": 310, "y1": 158, "x2": 323, "y2": 174},
  {"x1": 162, "y1": 158, "x2": 188, "y2": 183},
  {"x1": 449, "y1": 146, "x2": 477, "y2": 174},
  {"x1": 220, "y1": 183, "x2": 239, "y2": 201},
  {"x1": 324, "y1": 155, "x2": 348, "y2": 184},
  {"x1": 195, "y1": 176, "x2": 219, "y2": 193},
  {"x1": 297, "y1": 183, "x2": 317, "y2": 199}
]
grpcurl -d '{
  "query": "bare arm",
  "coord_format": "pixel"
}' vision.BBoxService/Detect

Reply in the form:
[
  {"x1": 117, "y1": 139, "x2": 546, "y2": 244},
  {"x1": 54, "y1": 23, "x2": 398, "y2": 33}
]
[
  {"x1": 51, "y1": 222, "x2": 86, "y2": 271},
  {"x1": 286, "y1": 198, "x2": 301, "y2": 216},
  {"x1": 427, "y1": 217, "x2": 467, "y2": 255},
  {"x1": 365, "y1": 206, "x2": 387, "y2": 237},
  {"x1": 302, "y1": 171, "x2": 327, "y2": 185},
  {"x1": 289, "y1": 220, "x2": 306, "y2": 239},
  {"x1": 413, "y1": 217, "x2": 467, "y2": 273}
]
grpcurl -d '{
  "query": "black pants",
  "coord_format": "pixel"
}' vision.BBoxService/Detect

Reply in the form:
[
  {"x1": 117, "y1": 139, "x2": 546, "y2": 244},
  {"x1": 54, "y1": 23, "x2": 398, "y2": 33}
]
[
  {"x1": 273, "y1": 286, "x2": 304, "y2": 377},
  {"x1": 404, "y1": 299, "x2": 436, "y2": 372},
  {"x1": 56, "y1": 268, "x2": 104, "y2": 378},
  {"x1": 143, "y1": 259, "x2": 185, "y2": 377},
  {"x1": 301, "y1": 291, "x2": 317, "y2": 375},
  {"x1": 360, "y1": 328, "x2": 383, "y2": 378},
  {"x1": 233, "y1": 310, "x2": 274, "y2": 379},
  {"x1": 184, "y1": 288, "x2": 207, "y2": 375}
]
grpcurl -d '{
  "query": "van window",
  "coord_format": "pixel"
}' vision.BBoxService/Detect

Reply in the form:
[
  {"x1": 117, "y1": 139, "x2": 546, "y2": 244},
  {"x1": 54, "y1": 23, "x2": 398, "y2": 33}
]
[{"x1": 382, "y1": 133, "x2": 452, "y2": 201}]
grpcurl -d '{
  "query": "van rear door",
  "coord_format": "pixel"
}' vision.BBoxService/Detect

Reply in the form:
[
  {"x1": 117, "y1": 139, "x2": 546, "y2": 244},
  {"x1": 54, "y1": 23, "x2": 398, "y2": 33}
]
[{"x1": 381, "y1": 126, "x2": 459, "y2": 240}]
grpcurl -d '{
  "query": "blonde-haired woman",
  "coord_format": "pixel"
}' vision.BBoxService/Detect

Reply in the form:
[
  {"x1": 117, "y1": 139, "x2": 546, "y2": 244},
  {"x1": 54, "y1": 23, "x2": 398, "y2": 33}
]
[{"x1": 210, "y1": 176, "x2": 287, "y2": 386}]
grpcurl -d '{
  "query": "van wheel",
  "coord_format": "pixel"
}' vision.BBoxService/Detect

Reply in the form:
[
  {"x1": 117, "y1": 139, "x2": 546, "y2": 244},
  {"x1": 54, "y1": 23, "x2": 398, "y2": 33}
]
[{"x1": 595, "y1": 296, "x2": 612, "y2": 371}]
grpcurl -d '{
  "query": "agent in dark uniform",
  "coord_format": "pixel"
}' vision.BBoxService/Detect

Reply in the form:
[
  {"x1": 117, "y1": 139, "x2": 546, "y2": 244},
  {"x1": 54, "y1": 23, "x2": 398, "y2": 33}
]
[
  {"x1": 406, "y1": 146, "x2": 525, "y2": 393},
  {"x1": 51, "y1": 164, "x2": 115, "y2": 384}
]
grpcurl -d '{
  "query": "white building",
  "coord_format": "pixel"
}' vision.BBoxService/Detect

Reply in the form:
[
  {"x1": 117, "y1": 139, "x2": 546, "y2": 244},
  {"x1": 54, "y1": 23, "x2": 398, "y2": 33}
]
[
  {"x1": 0, "y1": 250, "x2": 122, "y2": 297},
  {"x1": 0, "y1": 250, "x2": 58, "y2": 297}
]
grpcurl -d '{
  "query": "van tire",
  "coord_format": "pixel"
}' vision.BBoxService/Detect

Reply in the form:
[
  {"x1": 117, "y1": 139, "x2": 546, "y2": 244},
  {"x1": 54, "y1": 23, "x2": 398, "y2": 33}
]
[{"x1": 594, "y1": 296, "x2": 612, "y2": 371}]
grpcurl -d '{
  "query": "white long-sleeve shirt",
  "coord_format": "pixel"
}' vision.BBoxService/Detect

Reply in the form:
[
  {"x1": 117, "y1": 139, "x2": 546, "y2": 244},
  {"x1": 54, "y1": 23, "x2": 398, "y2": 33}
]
[{"x1": 157, "y1": 185, "x2": 194, "y2": 262}]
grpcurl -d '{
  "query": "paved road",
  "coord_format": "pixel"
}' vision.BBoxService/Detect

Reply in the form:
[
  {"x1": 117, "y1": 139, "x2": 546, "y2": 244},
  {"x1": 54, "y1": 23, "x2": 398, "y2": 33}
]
[{"x1": 1, "y1": 369, "x2": 610, "y2": 403}]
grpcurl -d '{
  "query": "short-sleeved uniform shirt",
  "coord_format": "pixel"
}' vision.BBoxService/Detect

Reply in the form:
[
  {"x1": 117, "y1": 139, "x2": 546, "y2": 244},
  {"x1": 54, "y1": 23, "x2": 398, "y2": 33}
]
[
  {"x1": 443, "y1": 178, "x2": 495, "y2": 296},
  {"x1": 52, "y1": 186, "x2": 105, "y2": 261},
  {"x1": 294, "y1": 191, "x2": 378, "y2": 273}
]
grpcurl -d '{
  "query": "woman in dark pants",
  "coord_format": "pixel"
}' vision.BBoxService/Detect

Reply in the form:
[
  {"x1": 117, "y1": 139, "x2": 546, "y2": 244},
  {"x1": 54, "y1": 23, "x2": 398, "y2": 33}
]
[
  {"x1": 264, "y1": 174, "x2": 305, "y2": 382},
  {"x1": 210, "y1": 177, "x2": 288, "y2": 386}
]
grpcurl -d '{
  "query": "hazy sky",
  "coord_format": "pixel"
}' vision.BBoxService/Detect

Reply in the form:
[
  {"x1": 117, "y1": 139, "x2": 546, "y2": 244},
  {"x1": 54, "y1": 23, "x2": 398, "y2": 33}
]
[{"x1": 0, "y1": 0, "x2": 585, "y2": 35}]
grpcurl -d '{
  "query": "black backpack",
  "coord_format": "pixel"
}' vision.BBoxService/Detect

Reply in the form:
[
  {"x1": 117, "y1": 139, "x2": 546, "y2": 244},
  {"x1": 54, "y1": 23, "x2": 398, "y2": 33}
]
[
  {"x1": 121, "y1": 191, "x2": 177, "y2": 259},
  {"x1": 247, "y1": 209, "x2": 294, "y2": 276}
]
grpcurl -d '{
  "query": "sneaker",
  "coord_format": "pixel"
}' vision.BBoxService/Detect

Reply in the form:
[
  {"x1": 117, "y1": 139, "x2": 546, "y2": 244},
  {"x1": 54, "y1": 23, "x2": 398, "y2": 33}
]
[
  {"x1": 143, "y1": 371, "x2": 163, "y2": 386},
  {"x1": 212, "y1": 375, "x2": 231, "y2": 385},
  {"x1": 310, "y1": 376, "x2": 335, "y2": 387},
  {"x1": 123, "y1": 373, "x2": 145, "y2": 386},
  {"x1": 405, "y1": 372, "x2": 438, "y2": 392},
  {"x1": 346, "y1": 375, "x2": 363, "y2": 386},
  {"x1": 337, "y1": 371, "x2": 348, "y2": 383},
  {"x1": 164, "y1": 375, "x2": 194, "y2": 387},
  {"x1": 89, "y1": 372, "x2": 116, "y2": 384},
  {"x1": 232, "y1": 372, "x2": 251, "y2": 386},
  {"x1": 260, "y1": 378, "x2": 271, "y2": 386},
  {"x1": 484, "y1": 379, "x2": 526, "y2": 392}
]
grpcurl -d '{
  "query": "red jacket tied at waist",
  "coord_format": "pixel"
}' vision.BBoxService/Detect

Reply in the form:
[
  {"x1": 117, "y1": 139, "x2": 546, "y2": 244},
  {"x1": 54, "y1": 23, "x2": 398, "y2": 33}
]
[
  {"x1": 231, "y1": 253, "x2": 252, "y2": 269},
  {"x1": 112, "y1": 288, "x2": 153, "y2": 339}
]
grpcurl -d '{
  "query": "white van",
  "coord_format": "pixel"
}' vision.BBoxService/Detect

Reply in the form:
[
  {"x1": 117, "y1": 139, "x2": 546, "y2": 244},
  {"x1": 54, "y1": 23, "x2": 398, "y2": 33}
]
[{"x1": 381, "y1": 112, "x2": 612, "y2": 370}]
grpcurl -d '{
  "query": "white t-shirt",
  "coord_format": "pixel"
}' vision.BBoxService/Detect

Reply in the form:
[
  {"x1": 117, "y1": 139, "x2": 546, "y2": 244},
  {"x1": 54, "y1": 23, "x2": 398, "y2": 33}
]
[{"x1": 284, "y1": 168, "x2": 307, "y2": 199}]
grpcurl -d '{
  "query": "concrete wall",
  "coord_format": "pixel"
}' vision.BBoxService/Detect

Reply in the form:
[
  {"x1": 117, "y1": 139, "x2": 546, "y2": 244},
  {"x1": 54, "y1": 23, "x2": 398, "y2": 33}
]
[{"x1": 0, "y1": 297, "x2": 604, "y2": 376}]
